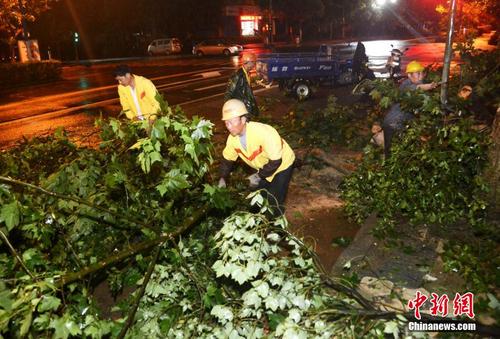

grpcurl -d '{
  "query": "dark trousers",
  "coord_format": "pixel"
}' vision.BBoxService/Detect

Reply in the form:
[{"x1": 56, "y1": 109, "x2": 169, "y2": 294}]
[
  {"x1": 255, "y1": 165, "x2": 294, "y2": 216},
  {"x1": 383, "y1": 125, "x2": 397, "y2": 158}
]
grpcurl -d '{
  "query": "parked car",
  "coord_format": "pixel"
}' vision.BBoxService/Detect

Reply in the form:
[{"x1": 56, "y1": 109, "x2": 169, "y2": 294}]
[
  {"x1": 192, "y1": 39, "x2": 243, "y2": 57},
  {"x1": 147, "y1": 38, "x2": 182, "y2": 55}
]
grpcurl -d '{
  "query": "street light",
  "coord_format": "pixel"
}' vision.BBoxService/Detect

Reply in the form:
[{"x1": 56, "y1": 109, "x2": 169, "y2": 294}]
[{"x1": 372, "y1": 0, "x2": 397, "y2": 9}]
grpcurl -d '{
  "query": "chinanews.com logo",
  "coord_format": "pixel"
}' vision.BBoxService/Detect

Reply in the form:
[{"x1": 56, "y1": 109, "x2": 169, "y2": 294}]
[{"x1": 407, "y1": 291, "x2": 477, "y2": 332}]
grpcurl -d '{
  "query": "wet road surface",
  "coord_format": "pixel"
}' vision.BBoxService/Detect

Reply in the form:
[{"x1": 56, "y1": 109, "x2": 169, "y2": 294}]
[{"x1": 0, "y1": 34, "x2": 494, "y2": 148}]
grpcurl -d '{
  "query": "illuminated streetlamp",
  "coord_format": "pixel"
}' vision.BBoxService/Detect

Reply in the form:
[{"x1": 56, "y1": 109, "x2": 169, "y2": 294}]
[{"x1": 372, "y1": 0, "x2": 397, "y2": 9}]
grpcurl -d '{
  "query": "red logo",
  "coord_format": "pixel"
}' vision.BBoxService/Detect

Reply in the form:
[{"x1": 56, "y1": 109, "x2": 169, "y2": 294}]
[
  {"x1": 453, "y1": 292, "x2": 475, "y2": 319},
  {"x1": 140, "y1": 91, "x2": 146, "y2": 99},
  {"x1": 408, "y1": 291, "x2": 428, "y2": 320},
  {"x1": 430, "y1": 293, "x2": 449, "y2": 317},
  {"x1": 408, "y1": 291, "x2": 475, "y2": 320}
]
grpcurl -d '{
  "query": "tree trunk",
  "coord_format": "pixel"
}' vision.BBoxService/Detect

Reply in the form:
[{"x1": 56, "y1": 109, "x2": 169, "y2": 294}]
[{"x1": 487, "y1": 107, "x2": 500, "y2": 215}]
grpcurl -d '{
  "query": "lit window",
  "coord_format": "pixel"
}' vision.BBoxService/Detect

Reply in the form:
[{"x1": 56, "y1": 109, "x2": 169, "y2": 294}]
[{"x1": 240, "y1": 16, "x2": 261, "y2": 36}]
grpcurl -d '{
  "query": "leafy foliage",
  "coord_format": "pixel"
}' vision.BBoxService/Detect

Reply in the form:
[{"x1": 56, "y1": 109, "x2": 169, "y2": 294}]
[
  {"x1": 279, "y1": 95, "x2": 370, "y2": 150},
  {"x1": 340, "y1": 49, "x2": 498, "y2": 294},
  {"x1": 442, "y1": 237, "x2": 500, "y2": 292},
  {"x1": 0, "y1": 96, "x2": 417, "y2": 337},
  {"x1": 0, "y1": 101, "x2": 234, "y2": 337},
  {"x1": 125, "y1": 195, "x2": 399, "y2": 338},
  {"x1": 342, "y1": 48, "x2": 496, "y2": 230},
  {"x1": 341, "y1": 112, "x2": 490, "y2": 232},
  {"x1": 0, "y1": 0, "x2": 56, "y2": 44}
]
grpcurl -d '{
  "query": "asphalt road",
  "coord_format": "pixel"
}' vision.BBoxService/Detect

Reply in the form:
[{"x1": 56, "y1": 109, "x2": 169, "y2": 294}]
[{"x1": 0, "y1": 34, "x2": 494, "y2": 149}]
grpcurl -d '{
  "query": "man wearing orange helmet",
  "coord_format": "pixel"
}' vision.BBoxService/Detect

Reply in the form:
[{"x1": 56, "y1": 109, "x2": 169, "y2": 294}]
[
  {"x1": 224, "y1": 53, "x2": 260, "y2": 117},
  {"x1": 382, "y1": 61, "x2": 439, "y2": 157},
  {"x1": 218, "y1": 99, "x2": 295, "y2": 215}
]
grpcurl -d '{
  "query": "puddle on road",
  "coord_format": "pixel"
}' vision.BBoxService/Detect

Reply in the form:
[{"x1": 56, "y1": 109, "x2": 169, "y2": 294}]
[{"x1": 288, "y1": 207, "x2": 360, "y2": 273}]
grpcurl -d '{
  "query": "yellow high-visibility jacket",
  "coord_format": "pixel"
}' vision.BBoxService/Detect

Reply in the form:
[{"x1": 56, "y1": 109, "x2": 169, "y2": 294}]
[
  {"x1": 222, "y1": 121, "x2": 295, "y2": 182},
  {"x1": 117, "y1": 75, "x2": 160, "y2": 120}
]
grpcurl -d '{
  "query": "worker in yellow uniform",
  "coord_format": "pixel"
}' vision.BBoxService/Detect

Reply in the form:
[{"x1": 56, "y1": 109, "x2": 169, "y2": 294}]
[
  {"x1": 218, "y1": 99, "x2": 295, "y2": 216},
  {"x1": 113, "y1": 64, "x2": 160, "y2": 121}
]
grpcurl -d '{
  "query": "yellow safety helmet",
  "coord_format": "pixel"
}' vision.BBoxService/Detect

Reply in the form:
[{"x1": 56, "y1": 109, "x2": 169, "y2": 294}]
[
  {"x1": 406, "y1": 61, "x2": 425, "y2": 74},
  {"x1": 222, "y1": 99, "x2": 248, "y2": 120},
  {"x1": 241, "y1": 52, "x2": 257, "y2": 64}
]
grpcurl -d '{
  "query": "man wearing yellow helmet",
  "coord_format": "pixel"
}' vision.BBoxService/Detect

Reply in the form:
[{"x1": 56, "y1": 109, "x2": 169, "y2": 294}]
[
  {"x1": 401, "y1": 61, "x2": 439, "y2": 91},
  {"x1": 382, "y1": 60, "x2": 439, "y2": 157},
  {"x1": 224, "y1": 53, "x2": 260, "y2": 117},
  {"x1": 218, "y1": 99, "x2": 295, "y2": 215}
]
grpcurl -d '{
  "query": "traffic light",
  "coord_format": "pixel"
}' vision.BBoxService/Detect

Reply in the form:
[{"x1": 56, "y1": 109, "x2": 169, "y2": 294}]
[{"x1": 74, "y1": 32, "x2": 79, "y2": 43}]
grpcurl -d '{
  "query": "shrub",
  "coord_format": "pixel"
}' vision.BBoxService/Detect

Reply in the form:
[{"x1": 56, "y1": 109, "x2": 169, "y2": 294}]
[{"x1": 0, "y1": 60, "x2": 62, "y2": 87}]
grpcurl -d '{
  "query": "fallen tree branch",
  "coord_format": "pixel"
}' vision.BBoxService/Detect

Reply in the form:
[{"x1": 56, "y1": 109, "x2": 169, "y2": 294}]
[
  {"x1": 0, "y1": 176, "x2": 155, "y2": 232},
  {"x1": 0, "y1": 228, "x2": 36, "y2": 280},
  {"x1": 117, "y1": 245, "x2": 161, "y2": 339},
  {"x1": 278, "y1": 228, "x2": 375, "y2": 311},
  {"x1": 56, "y1": 204, "x2": 210, "y2": 287}
]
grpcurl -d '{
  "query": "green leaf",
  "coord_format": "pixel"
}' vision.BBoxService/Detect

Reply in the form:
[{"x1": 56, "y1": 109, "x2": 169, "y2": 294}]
[
  {"x1": 0, "y1": 289, "x2": 13, "y2": 311},
  {"x1": 50, "y1": 313, "x2": 82, "y2": 339},
  {"x1": 184, "y1": 143, "x2": 198, "y2": 164},
  {"x1": 0, "y1": 201, "x2": 20, "y2": 231},
  {"x1": 38, "y1": 295, "x2": 61, "y2": 312},
  {"x1": 268, "y1": 313, "x2": 286, "y2": 331},
  {"x1": 151, "y1": 119, "x2": 166, "y2": 140},
  {"x1": 156, "y1": 169, "x2": 190, "y2": 197},
  {"x1": 383, "y1": 320, "x2": 399, "y2": 337},
  {"x1": 210, "y1": 305, "x2": 233, "y2": 324},
  {"x1": 20, "y1": 311, "x2": 33, "y2": 337}
]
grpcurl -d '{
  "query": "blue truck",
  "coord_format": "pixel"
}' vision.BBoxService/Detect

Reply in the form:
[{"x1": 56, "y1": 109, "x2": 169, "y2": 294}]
[{"x1": 256, "y1": 46, "x2": 355, "y2": 100}]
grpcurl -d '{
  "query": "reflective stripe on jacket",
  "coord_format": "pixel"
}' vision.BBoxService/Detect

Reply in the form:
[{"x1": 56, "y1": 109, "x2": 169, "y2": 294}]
[
  {"x1": 222, "y1": 122, "x2": 295, "y2": 182},
  {"x1": 117, "y1": 75, "x2": 160, "y2": 120}
]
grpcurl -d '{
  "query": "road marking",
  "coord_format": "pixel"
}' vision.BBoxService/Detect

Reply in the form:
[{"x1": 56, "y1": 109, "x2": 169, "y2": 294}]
[
  {"x1": 0, "y1": 98, "x2": 120, "y2": 126},
  {"x1": 0, "y1": 83, "x2": 277, "y2": 126},
  {"x1": 200, "y1": 71, "x2": 221, "y2": 78},
  {"x1": 194, "y1": 83, "x2": 227, "y2": 91},
  {"x1": 156, "y1": 77, "x2": 214, "y2": 89},
  {"x1": 180, "y1": 84, "x2": 277, "y2": 106},
  {"x1": 0, "y1": 67, "x2": 231, "y2": 110}
]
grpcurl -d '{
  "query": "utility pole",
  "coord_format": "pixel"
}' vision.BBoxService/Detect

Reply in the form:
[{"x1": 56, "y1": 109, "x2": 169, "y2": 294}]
[{"x1": 440, "y1": 0, "x2": 457, "y2": 105}]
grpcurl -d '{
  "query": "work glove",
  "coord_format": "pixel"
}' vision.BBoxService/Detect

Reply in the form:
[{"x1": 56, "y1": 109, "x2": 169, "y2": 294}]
[
  {"x1": 247, "y1": 173, "x2": 261, "y2": 189},
  {"x1": 218, "y1": 177, "x2": 227, "y2": 188}
]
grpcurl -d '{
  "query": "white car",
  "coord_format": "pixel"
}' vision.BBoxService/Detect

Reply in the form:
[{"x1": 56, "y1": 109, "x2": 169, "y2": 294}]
[
  {"x1": 147, "y1": 38, "x2": 182, "y2": 56},
  {"x1": 192, "y1": 39, "x2": 243, "y2": 57}
]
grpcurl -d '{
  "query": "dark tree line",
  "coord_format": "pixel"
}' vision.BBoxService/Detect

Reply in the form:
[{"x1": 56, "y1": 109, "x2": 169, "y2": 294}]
[{"x1": 28, "y1": 0, "x2": 224, "y2": 60}]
